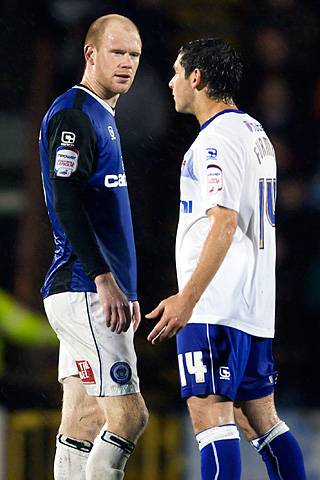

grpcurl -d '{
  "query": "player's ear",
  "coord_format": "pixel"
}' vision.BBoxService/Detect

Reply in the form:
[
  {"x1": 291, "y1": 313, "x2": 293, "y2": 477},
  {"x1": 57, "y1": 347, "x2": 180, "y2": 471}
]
[
  {"x1": 191, "y1": 68, "x2": 203, "y2": 90},
  {"x1": 84, "y1": 44, "x2": 96, "y2": 65}
]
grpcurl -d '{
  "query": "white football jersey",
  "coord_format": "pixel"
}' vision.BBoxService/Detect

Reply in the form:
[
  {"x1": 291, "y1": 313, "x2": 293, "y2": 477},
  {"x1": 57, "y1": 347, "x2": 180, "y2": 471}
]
[{"x1": 176, "y1": 110, "x2": 276, "y2": 338}]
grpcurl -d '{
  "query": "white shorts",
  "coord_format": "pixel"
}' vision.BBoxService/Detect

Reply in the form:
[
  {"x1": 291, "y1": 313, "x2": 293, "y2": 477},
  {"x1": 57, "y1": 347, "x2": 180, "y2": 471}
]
[{"x1": 44, "y1": 291, "x2": 140, "y2": 397}]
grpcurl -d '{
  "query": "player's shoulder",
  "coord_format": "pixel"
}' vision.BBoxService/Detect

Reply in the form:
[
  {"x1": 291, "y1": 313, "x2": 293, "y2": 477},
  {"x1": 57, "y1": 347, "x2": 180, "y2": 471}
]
[
  {"x1": 42, "y1": 88, "x2": 81, "y2": 127},
  {"x1": 46, "y1": 86, "x2": 113, "y2": 122},
  {"x1": 47, "y1": 87, "x2": 78, "y2": 115}
]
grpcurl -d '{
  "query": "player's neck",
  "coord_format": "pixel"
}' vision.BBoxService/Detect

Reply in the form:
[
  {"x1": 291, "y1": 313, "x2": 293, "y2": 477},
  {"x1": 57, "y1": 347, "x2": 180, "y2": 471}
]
[
  {"x1": 195, "y1": 99, "x2": 238, "y2": 127},
  {"x1": 80, "y1": 76, "x2": 120, "y2": 108}
]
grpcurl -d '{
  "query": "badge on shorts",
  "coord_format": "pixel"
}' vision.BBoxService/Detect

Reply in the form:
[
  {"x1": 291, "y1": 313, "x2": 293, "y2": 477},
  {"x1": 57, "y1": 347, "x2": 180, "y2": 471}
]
[
  {"x1": 110, "y1": 362, "x2": 132, "y2": 385},
  {"x1": 76, "y1": 360, "x2": 96, "y2": 384},
  {"x1": 219, "y1": 366, "x2": 231, "y2": 380}
]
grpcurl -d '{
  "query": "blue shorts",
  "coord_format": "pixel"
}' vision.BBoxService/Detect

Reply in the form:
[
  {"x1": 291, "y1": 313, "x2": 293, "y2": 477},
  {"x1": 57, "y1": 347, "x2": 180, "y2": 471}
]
[{"x1": 176, "y1": 324, "x2": 277, "y2": 401}]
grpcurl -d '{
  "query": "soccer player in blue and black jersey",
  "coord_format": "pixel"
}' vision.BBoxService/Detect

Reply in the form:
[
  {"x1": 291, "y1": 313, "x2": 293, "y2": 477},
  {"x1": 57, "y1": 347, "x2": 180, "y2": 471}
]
[{"x1": 39, "y1": 14, "x2": 148, "y2": 479}]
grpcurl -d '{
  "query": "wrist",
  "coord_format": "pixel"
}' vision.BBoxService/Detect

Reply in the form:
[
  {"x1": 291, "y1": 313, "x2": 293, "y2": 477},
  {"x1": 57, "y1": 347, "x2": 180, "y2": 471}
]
[
  {"x1": 94, "y1": 272, "x2": 114, "y2": 286},
  {"x1": 180, "y1": 282, "x2": 200, "y2": 306}
]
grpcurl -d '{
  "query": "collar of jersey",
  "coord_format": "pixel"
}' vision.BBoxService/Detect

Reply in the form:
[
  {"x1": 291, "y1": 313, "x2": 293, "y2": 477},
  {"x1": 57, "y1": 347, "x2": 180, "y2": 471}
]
[
  {"x1": 73, "y1": 85, "x2": 115, "y2": 116},
  {"x1": 200, "y1": 109, "x2": 245, "y2": 131}
]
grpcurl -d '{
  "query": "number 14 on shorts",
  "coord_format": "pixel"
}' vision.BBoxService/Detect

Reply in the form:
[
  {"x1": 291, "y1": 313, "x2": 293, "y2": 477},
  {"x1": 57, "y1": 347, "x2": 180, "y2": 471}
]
[{"x1": 178, "y1": 351, "x2": 207, "y2": 386}]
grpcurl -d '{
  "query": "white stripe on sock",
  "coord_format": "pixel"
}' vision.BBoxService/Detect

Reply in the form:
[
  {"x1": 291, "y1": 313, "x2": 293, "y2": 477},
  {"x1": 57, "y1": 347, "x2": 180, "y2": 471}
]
[{"x1": 268, "y1": 443, "x2": 284, "y2": 480}]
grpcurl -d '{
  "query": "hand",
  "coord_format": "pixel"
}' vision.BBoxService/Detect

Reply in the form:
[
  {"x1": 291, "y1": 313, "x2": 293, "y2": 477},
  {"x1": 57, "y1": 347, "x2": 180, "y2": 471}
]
[
  {"x1": 132, "y1": 301, "x2": 141, "y2": 333},
  {"x1": 95, "y1": 272, "x2": 131, "y2": 334},
  {"x1": 146, "y1": 292, "x2": 195, "y2": 344}
]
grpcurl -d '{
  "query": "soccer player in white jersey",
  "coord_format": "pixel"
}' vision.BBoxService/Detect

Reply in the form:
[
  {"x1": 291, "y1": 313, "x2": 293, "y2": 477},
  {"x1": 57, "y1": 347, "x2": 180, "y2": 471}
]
[{"x1": 147, "y1": 38, "x2": 306, "y2": 479}]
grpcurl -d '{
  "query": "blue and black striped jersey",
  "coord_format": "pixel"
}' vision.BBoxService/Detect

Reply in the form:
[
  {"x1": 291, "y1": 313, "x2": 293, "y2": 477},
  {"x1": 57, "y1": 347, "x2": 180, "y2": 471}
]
[{"x1": 39, "y1": 85, "x2": 137, "y2": 300}]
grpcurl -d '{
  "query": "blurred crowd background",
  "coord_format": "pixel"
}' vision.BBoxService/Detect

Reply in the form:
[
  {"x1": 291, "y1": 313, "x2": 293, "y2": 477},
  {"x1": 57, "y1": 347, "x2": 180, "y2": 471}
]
[{"x1": 1, "y1": 0, "x2": 320, "y2": 421}]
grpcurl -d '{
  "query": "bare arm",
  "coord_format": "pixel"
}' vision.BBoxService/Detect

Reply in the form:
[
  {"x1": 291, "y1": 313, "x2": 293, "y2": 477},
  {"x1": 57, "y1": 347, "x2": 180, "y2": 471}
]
[{"x1": 146, "y1": 206, "x2": 238, "y2": 343}]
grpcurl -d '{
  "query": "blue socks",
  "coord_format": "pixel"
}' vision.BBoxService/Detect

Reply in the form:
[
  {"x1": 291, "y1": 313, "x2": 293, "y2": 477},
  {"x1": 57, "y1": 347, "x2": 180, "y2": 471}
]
[
  {"x1": 196, "y1": 425, "x2": 241, "y2": 480},
  {"x1": 251, "y1": 421, "x2": 307, "y2": 479},
  {"x1": 195, "y1": 421, "x2": 306, "y2": 479}
]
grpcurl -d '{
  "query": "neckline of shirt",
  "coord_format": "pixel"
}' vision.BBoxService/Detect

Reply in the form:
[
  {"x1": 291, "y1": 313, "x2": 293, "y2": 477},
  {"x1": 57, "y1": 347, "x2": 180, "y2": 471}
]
[
  {"x1": 73, "y1": 84, "x2": 115, "y2": 116},
  {"x1": 200, "y1": 108, "x2": 245, "y2": 131}
]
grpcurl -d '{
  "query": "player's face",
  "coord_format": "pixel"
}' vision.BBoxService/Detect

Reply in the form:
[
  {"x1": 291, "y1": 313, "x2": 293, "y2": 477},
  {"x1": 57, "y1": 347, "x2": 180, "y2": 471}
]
[
  {"x1": 94, "y1": 24, "x2": 141, "y2": 95},
  {"x1": 169, "y1": 55, "x2": 194, "y2": 113}
]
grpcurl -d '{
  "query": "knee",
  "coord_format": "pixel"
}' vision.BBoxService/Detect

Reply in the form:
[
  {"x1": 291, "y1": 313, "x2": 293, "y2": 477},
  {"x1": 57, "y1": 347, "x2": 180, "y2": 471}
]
[
  {"x1": 137, "y1": 401, "x2": 149, "y2": 432},
  {"x1": 125, "y1": 397, "x2": 149, "y2": 436},
  {"x1": 102, "y1": 394, "x2": 149, "y2": 441}
]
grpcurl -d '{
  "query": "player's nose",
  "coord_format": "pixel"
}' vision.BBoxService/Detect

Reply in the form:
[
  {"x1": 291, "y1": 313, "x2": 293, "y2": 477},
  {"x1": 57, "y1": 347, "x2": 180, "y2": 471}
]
[{"x1": 121, "y1": 53, "x2": 133, "y2": 68}]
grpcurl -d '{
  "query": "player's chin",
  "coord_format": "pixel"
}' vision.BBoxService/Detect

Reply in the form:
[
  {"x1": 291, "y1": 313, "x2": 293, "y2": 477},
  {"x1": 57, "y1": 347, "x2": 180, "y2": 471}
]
[
  {"x1": 114, "y1": 85, "x2": 132, "y2": 95},
  {"x1": 114, "y1": 80, "x2": 133, "y2": 94},
  {"x1": 175, "y1": 103, "x2": 187, "y2": 114}
]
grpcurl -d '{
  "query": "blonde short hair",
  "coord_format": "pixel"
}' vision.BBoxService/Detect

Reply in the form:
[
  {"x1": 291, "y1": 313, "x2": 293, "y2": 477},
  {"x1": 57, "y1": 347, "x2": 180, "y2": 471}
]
[{"x1": 85, "y1": 14, "x2": 140, "y2": 49}]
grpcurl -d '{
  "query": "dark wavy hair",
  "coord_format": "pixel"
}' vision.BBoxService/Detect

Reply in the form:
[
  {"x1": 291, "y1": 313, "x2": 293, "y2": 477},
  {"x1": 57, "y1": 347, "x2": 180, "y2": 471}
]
[{"x1": 178, "y1": 38, "x2": 243, "y2": 102}]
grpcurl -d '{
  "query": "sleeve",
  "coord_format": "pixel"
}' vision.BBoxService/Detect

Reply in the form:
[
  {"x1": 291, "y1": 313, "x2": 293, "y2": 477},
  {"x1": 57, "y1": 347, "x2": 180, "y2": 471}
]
[
  {"x1": 48, "y1": 108, "x2": 110, "y2": 280},
  {"x1": 195, "y1": 132, "x2": 246, "y2": 214}
]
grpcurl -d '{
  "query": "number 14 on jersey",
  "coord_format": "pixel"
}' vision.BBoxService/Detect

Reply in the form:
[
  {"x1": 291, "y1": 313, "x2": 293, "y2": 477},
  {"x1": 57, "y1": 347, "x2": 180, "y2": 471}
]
[{"x1": 259, "y1": 178, "x2": 276, "y2": 249}]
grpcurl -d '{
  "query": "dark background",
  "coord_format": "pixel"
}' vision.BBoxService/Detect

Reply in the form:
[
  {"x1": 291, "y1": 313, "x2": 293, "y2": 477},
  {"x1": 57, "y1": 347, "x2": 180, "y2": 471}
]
[{"x1": 0, "y1": 0, "x2": 320, "y2": 412}]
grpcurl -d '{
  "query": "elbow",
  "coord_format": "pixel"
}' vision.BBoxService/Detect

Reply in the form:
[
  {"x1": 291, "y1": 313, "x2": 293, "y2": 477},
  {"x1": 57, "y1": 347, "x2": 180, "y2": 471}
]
[
  {"x1": 223, "y1": 213, "x2": 238, "y2": 241},
  {"x1": 228, "y1": 217, "x2": 238, "y2": 236}
]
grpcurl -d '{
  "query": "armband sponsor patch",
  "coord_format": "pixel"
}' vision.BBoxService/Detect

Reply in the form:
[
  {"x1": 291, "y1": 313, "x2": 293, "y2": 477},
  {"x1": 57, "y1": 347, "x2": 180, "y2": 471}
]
[
  {"x1": 207, "y1": 164, "x2": 223, "y2": 194},
  {"x1": 54, "y1": 146, "x2": 79, "y2": 177}
]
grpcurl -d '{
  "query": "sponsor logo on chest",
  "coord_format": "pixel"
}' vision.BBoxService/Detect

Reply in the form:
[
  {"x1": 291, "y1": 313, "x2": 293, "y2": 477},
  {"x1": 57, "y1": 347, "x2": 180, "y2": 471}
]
[
  {"x1": 180, "y1": 200, "x2": 193, "y2": 213},
  {"x1": 104, "y1": 173, "x2": 127, "y2": 188}
]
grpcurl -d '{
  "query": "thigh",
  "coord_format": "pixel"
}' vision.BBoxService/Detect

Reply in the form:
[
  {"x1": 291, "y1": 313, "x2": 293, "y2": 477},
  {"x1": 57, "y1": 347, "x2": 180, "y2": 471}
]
[
  {"x1": 44, "y1": 291, "x2": 140, "y2": 397},
  {"x1": 236, "y1": 337, "x2": 277, "y2": 402},
  {"x1": 176, "y1": 323, "x2": 251, "y2": 401}
]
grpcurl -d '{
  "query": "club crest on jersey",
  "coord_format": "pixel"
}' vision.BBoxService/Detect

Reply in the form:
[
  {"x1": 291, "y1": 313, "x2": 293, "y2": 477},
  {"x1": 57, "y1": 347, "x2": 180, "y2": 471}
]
[
  {"x1": 206, "y1": 148, "x2": 217, "y2": 160},
  {"x1": 54, "y1": 146, "x2": 79, "y2": 177},
  {"x1": 108, "y1": 125, "x2": 116, "y2": 140},
  {"x1": 76, "y1": 360, "x2": 96, "y2": 384},
  {"x1": 207, "y1": 164, "x2": 223, "y2": 194},
  {"x1": 61, "y1": 131, "x2": 76, "y2": 146}
]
